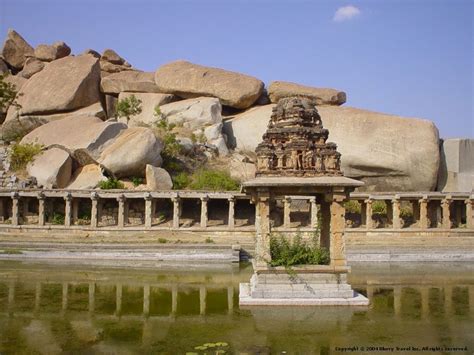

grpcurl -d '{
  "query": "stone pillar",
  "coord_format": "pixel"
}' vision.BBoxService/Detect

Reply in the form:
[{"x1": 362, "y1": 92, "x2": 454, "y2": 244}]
[
  {"x1": 171, "y1": 285, "x2": 178, "y2": 314},
  {"x1": 90, "y1": 192, "x2": 99, "y2": 228},
  {"x1": 365, "y1": 198, "x2": 373, "y2": 229},
  {"x1": 228, "y1": 196, "x2": 235, "y2": 229},
  {"x1": 386, "y1": 200, "x2": 393, "y2": 226},
  {"x1": 227, "y1": 286, "x2": 234, "y2": 314},
  {"x1": 200, "y1": 196, "x2": 208, "y2": 228},
  {"x1": 366, "y1": 286, "x2": 374, "y2": 301},
  {"x1": 117, "y1": 195, "x2": 126, "y2": 227},
  {"x1": 172, "y1": 196, "x2": 180, "y2": 229},
  {"x1": 393, "y1": 286, "x2": 402, "y2": 317},
  {"x1": 392, "y1": 196, "x2": 402, "y2": 229},
  {"x1": 444, "y1": 285, "x2": 452, "y2": 314},
  {"x1": 420, "y1": 287, "x2": 429, "y2": 319},
  {"x1": 116, "y1": 284, "x2": 122, "y2": 315},
  {"x1": 419, "y1": 196, "x2": 429, "y2": 229},
  {"x1": 465, "y1": 197, "x2": 474, "y2": 229},
  {"x1": 283, "y1": 196, "x2": 291, "y2": 228},
  {"x1": 34, "y1": 282, "x2": 41, "y2": 312},
  {"x1": 37, "y1": 193, "x2": 45, "y2": 226},
  {"x1": 143, "y1": 284, "x2": 150, "y2": 316},
  {"x1": 199, "y1": 285, "x2": 206, "y2": 315},
  {"x1": 309, "y1": 197, "x2": 318, "y2": 229},
  {"x1": 144, "y1": 194, "x2": 153, "y2": 228},
  {"x1": 72, "y1": 199, "x2": 79, "y2": 225},
  {"x1": 255, "y1": 190, "x2": 271, "y2": 267},
  {"x1": 64, "y1": 194, "x2": 72, "y2": 227},
  {"x1": 8, "y1": 281, "x2": 14, "y2": 311},
  {"x1": 62, "y1": 283, "x2": 68, "y2": 311},
  {"x1": 11, "y1": 192, "x2": 19, "y2": 226},
  {"x1": 88, "y1": 282, "x2": 95, "y2": 313},
  {"x1": 329, "y1": 192, "x2": 347, "y2": 267},
  {"x1": 441, "y1": 196, "x2": 452, "y2": 229}
]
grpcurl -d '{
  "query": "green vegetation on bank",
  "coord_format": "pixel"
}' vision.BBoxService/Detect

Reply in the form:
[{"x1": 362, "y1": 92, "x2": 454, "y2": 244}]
[
  {"x1": 98, "y1": 178, "x2": 125, "y2": 190},
  {"x1": 9, "y1": 142, "x2": 43, "y2": 172}
]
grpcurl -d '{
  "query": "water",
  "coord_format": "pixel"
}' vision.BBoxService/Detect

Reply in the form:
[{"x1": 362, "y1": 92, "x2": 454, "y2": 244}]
[{"x1": 0, "y1": 261, "x2": 472, "y2": 354}]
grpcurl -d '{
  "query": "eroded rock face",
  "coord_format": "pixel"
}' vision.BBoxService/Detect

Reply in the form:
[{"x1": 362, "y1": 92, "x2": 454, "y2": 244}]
[
  {"x1": 117, "y1": 92, "x2": 176, "y2": 126},
  {"x1": 67, "y1": 164, "x2": 107, "y2": 189},
  {"x1": 438, "y1": 138, "x2": 474, "y2": 192},
  {"x1": 1, "y1": 29, "x2": 34, "y2": 70},
  {"x1": 145, "y1": 165, "x2": 173, "y2": 190},
  {"x1": 0, "y1": 58, "x2": 8, "y2": 73},
  {"x1": 224, "y1": 104, "x2": 440, "y2": 191},
  {"x1": 21, "y1": 115, "x2": 127, "y2": 159},
  {"x1": 154, "y1": 60, "x2": 264, "y2": 109},
  {"x1": 34, "y1": 41, "x2": 71, "y2": 62},
  {"x1": 18, "y1": 57, "x2": 45, "y2": 79},
  {"x1": 268, "y1": 81, "x2": 346, "y2": 106},
  {"x1": 97, "y1": 127, "x2": 163, "y2": 177},
  {"x1": 101, "y1": 49, "x2": 128, "y2": 65},
  {"x1": 27, "y1": 147, "x2": 72, "y2": 188},
  {"x1": 101, "y1": 71, "x2": 160, "y2": 94},
  {"x1": 14, "y1": 55, "x2": 101, "y2": 115}
]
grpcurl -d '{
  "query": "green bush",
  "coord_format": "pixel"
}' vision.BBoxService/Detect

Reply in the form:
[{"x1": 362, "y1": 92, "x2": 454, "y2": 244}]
[
  {"x1": 172, "y1": 171, "x2": 191, "y2": 189},
  {"x1": 153, "y1": 108, "x2": 182, "y2": 159},
  {"x1": 116, "y1": 95, "x2": 142, "y2": 123},
  {"x1": 269, "y1": 233, "x2": 330, "y2": 267},
  {"x1": 9, "y1": 143, "x2": 43, "y2": 171},
  {"x1": 0, "y1": 73, "x2": 21, "y2": 112},
  {"x1": 131, "y1": 177, "x2": 143, "y2": 187},
  {"x1": 400, "y1": 206, "x2": 413, "y2": 219},
  {"x1": 51, "y1": 213, "x2": 65, "y2": 225},
  {"x1": 372, "y1": 201, "x2": 387, "y2": 215},
  {"x1": 189, "y1": 169, "x2": 240, "y2": 191},
  {"x1": 98, "y1": 178, "x2": 125, "y2": 190},
  {"x1": 344, "y1": 200, "x2": 361, "y2": 214}
]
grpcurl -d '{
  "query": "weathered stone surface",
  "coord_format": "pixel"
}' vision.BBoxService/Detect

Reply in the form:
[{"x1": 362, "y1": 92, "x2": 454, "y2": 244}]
[
  {"x1": 224, "y1": 104, "x2": 440, "y2": 191},
  {"x1": 81, "y1": 49, "x2": 100, "y2": 58},
  {"x1": 101, "y1": 49, "x2": 127, "y2": 65},
  {"x1": 97, "y1": 127, "x2": 163, "y2": 177},
  {"x1": 21, "y1": 115, "x2": 126, "y2": 159},
  {"x1": 145, "y1": 165, "x2": 173, "y2": 190},
  {"x1": 18, "y1": 57, "x2": 45, "y2": 79},
  {"x1": 99, "y1": 60, "x2": 132, "y2": 74},
  {"x1": 117, "y1": 92, "x2": 176, "y2": 126},
  {"x1": 2, "y1": 102, "x2": 106, "y2": 142},
  {"x1": 229, "y1": 153, "x2": 256, "y2": 182},
  {"x1": 0, "y1": 58, "x2": 8, "y2": 73},
  {"x1": 438, "y1": 138, "x2": 474, "y2": 192},
  {"x1": 34, "y1": 41, "x2": 71, "y2": 62},
  {"x1": 26, "y1": 147, "x2": 72, "y2": 188},
  {"x1": 1, "y1": 29, "x2": 34, "y2": 69},
  {"x1": 268, "y1": 81, "x2": 346, "y2": 106},
  {"x1": 105, "y1": 94, "x2": 117, "y2": 118},
  {"x1": 154, "y1": 60, "x2": 264, "y2": 109},
  {"x1": 101, "y1": 71, "x2": 160, "y2": 94},
  {"x1": 67, "y1": 164, "x2": 107, "y2": 189},
  {"x1": 14, "y1": 55, "x2": 101, "y2": 115},
  {"x1": 160, "y1": 97, "x2": 222, "y2": 130},
  {"x1": 3, "y1": 74, "x2": 27, "y2": 91}
]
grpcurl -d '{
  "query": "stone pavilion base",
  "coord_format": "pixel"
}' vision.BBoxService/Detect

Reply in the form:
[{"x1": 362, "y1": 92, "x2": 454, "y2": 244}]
[{"x1": 239, "y1": 265, "x2": 369, "y2": 306}]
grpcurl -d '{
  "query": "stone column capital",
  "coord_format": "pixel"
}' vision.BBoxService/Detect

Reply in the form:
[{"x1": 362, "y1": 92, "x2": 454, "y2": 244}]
[
  {"x1": 90, "y1": 192, "x2": 99, "y2": 200},
  {"x1": 228, "y1": 195, "x2": 236, "y2": 202},
  {"x1": 116, "y1": 194, "x2": 126, "y2": 202},
  {"x1": 144, "y1": 192, "x2": 152, "y2": 201},
  {"x1": 10, "y1": 191, "x2": 19, "y2": 199},
  {"x1": 37, "y1": 192, "x2": 45, "y2": 200},
  {"x1": 64, "y1": 193, "x2": 72, "y2": 201},
  {"x1": 200, "y1": 195, "x2": 209, "y2": 202}
]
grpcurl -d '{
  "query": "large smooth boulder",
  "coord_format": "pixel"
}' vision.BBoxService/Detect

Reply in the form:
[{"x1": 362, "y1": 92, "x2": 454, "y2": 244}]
[
  {"x1": 18, "y1": 57, "x2": 45, "y2": 79},
  {"x1": 224, "y1": 104, "x2": 440, "y2": 191},
  {"x1": 67, "y1": 164, "x2": 107, "y2": 189},
  {"x1": 268, "y1": 81, "x2": 346, "y2": 106},
  {"x1": 34, "y1": 41, "x2": 71, "y2": 62},
  {"x1": 160, "y1": 97, "x2": 222, "y2": 130},
  {"x1": 27, "y1": 148, "x2": 72, "y2": 188},
  {"x1": 14, "y1": 54, "x2": 101, "y2": 115},
  {"x1": 1, "y1": 29, "x2": 34, "y2": 70},
  {"x1": 146, "y1": 165, "x2": 173, "y2": 190},
  {"x1": 2, "y1": 102, "x2": 106, "y2": 142},
  {"x1": 154, "y1": 60, "x2": 264, "y2": 109},
  {"x1": 101, "y1": 71, "x2": 160, "y2": 94},
  {"x1": 438, "y1": 139, "x2": 474, "y2": 192},
  {"x1": 97, "y1": 127, "x2": 163, "y2": 177},
  {"x1": 21, "y1": 115, "x2": 126, "y2": 159},
  {"x1": 117, "y1": 92, "x2": 176, "y2": 126}
]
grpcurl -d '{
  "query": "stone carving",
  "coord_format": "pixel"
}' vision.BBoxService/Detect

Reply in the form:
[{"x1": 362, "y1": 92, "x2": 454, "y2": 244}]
[{"x1": 255, "y1": 97, "x2": 342, "y2": 177}]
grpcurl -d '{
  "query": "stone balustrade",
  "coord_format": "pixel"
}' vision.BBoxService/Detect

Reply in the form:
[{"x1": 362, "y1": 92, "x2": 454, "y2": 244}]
[{"x1": 0, "y1": 189, "x2": 472, "y2": 233}]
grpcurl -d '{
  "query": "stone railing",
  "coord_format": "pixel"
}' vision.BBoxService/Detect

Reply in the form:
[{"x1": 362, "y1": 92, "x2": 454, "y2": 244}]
[{"x1": 0, "y1": 189, "x2": 472, "y2": 233}]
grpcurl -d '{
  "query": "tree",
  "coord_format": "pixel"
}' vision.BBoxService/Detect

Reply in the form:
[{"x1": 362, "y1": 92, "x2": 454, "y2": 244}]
[
  {"x1": 116, "y1": 94, "x2": 142, "y2": 124},
  {"x1": 0, "y1": 73, "x2": 20, "y2": 112}
]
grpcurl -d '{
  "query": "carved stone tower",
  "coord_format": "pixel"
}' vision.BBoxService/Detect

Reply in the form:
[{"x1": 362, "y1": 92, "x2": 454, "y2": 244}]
[{"x1": 255, "y1": 97, "x2": 342, "y2": 177}]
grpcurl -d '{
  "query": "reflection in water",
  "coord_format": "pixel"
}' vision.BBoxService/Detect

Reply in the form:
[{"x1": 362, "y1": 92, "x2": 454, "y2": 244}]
[{"x1": 0, "y1": 261, "x2": 473, "y2": 354}]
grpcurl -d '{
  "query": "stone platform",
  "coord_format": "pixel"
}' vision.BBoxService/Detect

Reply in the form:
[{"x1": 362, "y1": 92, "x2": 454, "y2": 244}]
[{"x1": 239, "y1": 266, "x2": 369, "y2": 306}]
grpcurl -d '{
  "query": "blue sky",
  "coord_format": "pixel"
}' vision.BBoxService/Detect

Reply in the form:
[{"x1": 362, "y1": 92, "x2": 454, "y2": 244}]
[{"x1": 1, "y1": 0, "x2": 472, "y2": 138}]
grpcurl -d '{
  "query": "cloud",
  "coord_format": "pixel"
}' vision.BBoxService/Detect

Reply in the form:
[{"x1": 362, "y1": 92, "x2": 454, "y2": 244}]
[{"x1": 333, "y1": 5, "x2": 361, "y2": 22}]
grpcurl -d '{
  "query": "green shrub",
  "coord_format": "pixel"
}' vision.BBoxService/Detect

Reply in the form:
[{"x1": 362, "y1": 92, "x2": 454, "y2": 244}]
[
  {"x1": 172, "y1": 171, "x2": 191, "y2": 189},
  {"x1": 131, "y1": 177, "x2": 143, "y2": 187},
  {"x1": 400, "y1": 206, "x2": 413, "y2": 219},
  {"x1": 116, "y1": 95, "x2": 142, "y2": 123},
  {"x1": 0, "y1": 73, "x2": 21, "y2": 112},
  {"x1": 98, "y1": 178, "x2": 125, "y2": 190},
  {"x1": 344, "y1": 200, "x2": 361, "y2": 214},
  {"x1": 372, "y1": 201, "x2": 387, "y2": 215},
  {"x1": 51, "y1": 213, "x2": 65, "y2": 225},
  {"x1": 153, "y1": 108, "x2": 182, "y2": 159},
  {"x1": 269, "y1": 233, "x2": 330, "y2": 267},
  {"x1": 189, "y1": 168, "x2": 240, "y2": 191},
  {"x1": 9, "y1": 143, "x2": 43, "y2": 171}
]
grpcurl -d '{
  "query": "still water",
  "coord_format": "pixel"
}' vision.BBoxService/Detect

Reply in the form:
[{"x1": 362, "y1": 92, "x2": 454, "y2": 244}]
[{"x1": 0, "y1": 260, "x2": 472, "y2": 354}]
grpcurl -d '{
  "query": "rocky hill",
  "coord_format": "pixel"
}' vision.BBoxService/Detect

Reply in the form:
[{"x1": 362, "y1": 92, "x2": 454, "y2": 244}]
[{"x1": 0, "y1": 29, "x2": 468, "y2": 192}]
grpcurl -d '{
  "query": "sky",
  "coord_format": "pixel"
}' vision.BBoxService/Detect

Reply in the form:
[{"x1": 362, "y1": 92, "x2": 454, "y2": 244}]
[{"x1": 1, "y1": 0, "x2": 472, "y2": 138}]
